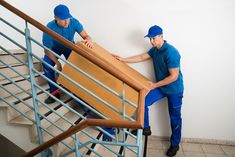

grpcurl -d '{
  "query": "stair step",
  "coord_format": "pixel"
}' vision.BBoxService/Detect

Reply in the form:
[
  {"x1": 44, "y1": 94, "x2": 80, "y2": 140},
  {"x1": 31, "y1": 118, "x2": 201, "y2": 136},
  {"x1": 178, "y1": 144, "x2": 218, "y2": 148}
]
[
  {"x1": 0, "y1": 84, "x2": 48, "y2": 109},
  {"x1": 0, "y1": 61, "x2": 42, "y2": 81},
  {"x1": 0, "y1": 74, "x2": 46, "y2": 98},
  {"x1": 61, "y1": 127, "x2": 101, "y2": 156},
  {"x1": 39, "y1": 96, "x2": 74, "y2": 134},
  {"x1": 9, "y1": 102, "x2": 58, "y2": 126},
  {"x1": 89, "y1": 129, "x2": 124, "y2": 157},
  {"x1": 1, "y1": 84, "x2": 48, "y2": 107},
  {"x1": 9, "y1": 93, "x2": 70, "y2": 125},
  {"x1": 42, "y1": 107, "x2": 82, "y2": 142},
  {"x1": 7, "y1": 92, "x2": 48, "y2": 121},
  {"x1": 0, "y1": 73, "x2": 40, "y2": 86},
  {"x1": 0, "y1": 49, "x2": 27, "y2": 66}
]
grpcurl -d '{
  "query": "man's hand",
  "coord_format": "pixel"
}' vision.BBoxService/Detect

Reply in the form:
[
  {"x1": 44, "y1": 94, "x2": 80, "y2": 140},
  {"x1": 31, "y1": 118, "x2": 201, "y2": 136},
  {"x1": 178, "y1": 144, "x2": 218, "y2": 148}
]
[
  {"x1": 79, "y1": 30, "x2": 94, "y2": 49},
  {"x1": 83, "y1": 39, "x2": 94, "y2": 49},
  {"x1": 112, "y1": 54, "x2": 124, "y2": 62},
  {"x1": 147, "y1": 81, "x2": 157, "y2": 90},
  {"x1": 56, "y1": 61, "x2": 62, "y2": 71}
]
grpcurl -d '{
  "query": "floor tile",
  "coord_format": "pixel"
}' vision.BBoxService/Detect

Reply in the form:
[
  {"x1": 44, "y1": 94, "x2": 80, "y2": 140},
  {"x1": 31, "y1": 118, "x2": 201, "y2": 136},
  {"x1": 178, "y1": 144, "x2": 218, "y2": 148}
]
[
  {"x1": 221, "y1": 145, "x2": 235, "y2": 155},
  {"x1": 147, "y1": 149, "x2": 164, "y2": 157},
  {"x1": 184, "y1": 152, "x2": 206, "y2": 157},
  {"x1": 202, "y1": 144, "x2": 225, "y2": 154},
  {"x1": 182, "y1": 143, "x2": 203, "y2": 152},
  {"x1": 162, "y1": 140, "x2": 171, "y2": 149},
  {"x1": 205, "y1": 153, "x2": 227, "y2": 157},
  {"x1": 147, "y1": 138, "x2": 163, "y2": 150}
]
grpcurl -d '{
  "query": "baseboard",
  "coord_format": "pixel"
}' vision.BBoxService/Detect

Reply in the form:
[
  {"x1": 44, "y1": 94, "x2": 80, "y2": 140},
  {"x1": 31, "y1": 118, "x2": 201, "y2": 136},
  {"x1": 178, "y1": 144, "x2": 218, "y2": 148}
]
[{"x1": 150, "y1": 135, "x2": 235, "y2": 146}]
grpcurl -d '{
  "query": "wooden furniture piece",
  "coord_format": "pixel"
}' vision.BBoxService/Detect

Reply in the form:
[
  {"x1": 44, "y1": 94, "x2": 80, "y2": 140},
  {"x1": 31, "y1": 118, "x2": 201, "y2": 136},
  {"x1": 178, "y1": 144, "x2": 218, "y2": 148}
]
[{"x1": 57, "y1": 42, "x2": 151, "y2": 120}]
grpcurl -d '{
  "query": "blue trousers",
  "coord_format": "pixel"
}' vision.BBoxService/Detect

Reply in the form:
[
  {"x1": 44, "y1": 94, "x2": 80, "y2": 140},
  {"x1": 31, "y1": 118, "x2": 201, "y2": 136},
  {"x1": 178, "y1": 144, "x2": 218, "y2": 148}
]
[
  {"x1": 42, "y1": 49, "x2": 71, "y2": 93},
  {"x1": 144, "y1": 88, "x2": 183, "y2": 146}
]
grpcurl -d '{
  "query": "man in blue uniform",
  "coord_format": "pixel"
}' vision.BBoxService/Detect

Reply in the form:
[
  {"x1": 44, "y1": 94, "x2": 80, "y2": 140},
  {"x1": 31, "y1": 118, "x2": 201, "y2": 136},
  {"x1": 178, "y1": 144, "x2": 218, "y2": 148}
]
[
  {"x1": 114, "y1": 25, "x2": 184, "y2": 157},
  {"x1": 42, "y1": 4, "x2": 93, "y2": 104}
]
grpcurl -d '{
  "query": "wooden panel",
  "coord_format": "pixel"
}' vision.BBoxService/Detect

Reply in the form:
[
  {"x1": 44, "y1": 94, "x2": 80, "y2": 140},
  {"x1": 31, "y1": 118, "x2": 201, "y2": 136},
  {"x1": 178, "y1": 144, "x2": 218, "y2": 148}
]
[{"x1": 58, "y1": 42, "x2": 151, "y2": 120}]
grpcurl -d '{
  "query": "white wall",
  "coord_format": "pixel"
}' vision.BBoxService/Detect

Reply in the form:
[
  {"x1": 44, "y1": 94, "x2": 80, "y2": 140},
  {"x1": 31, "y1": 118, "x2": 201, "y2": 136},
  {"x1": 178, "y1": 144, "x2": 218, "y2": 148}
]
[{"x1": 1, "y1": 0, "x2": 235, "y2": 141}]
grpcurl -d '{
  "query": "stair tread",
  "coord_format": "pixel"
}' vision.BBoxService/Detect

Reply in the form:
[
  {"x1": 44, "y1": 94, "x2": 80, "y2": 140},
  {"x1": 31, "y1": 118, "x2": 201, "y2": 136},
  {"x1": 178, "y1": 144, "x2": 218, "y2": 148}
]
[
  {"x1": 89, "y1": 130, "x2": 124, "y2": 157},
  {"x1": 0, "y1": 54, "x2": 39, "y2": 68},
  {"x1": 0, "y1": 73, "x2": 40, "y2": 85},
  {"x1": 60, "y1": 127, "x2": 100, "y2": 156},
  {"x1": 40, "y1": 95, "x2": 74, "y2": 131},
  {"x1": 3, "y1": 84, "x2": 48, "y2": 103},
  {"x1": 9, "y1": 93, "x2": 70, "y2": 125},
  {"x1": 43, "y1": 108, "x2": 81, "y2": 142},
  {"x1": 0, "y1": 74, "x2": 46, "y2": 99},
  {"x1": 0, "y1": 50, "x2": 27, "y2": 67},
  {"x1": 0, "y1": 49, "x2": 25, "y2": 55},
  {"x1": 7, "y1": 92, "x2": 48, "y2": 121}
]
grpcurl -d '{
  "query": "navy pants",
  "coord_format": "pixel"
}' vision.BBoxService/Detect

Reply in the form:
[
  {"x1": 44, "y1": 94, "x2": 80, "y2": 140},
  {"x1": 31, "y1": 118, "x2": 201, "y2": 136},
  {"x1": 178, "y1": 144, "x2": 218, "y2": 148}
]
[
  {"x1": 42, "y1": 49, "x2": 71, "y2": 93},
  {"x1": 144, "y1": 88, "x2": 183, "y2": 146}
]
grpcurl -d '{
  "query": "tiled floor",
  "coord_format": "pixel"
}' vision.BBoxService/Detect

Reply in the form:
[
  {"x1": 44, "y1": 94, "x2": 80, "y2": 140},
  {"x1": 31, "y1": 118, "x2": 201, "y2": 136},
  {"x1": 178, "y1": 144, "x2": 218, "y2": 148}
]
[{"x1": 146, "y1": 136, "x2": 235, "y2": 157}]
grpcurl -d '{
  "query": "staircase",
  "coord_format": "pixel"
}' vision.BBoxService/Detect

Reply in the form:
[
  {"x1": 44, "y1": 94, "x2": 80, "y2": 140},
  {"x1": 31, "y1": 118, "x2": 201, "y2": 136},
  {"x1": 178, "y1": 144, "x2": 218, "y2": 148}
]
[
  {"x1": 0, "y1": 50, "x2": 144, "y2": 157},
  {"x1": 0, "y1": 50, "x2": 145, "y2": 157},
  {"x1": 1, "y1": 1, "x2": 147, "y2": 157}
]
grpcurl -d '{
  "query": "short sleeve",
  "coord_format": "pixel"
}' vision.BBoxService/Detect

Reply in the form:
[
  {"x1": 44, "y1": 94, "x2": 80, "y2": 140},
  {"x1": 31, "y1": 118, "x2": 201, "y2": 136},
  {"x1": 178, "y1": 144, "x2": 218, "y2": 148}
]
[
  {"x1": 74, "y1": 18, "x2": 83, "y2": 33},
  {"x1": 42, "y1": 23, "x2": 53, "y2": 48},
  {"x1": 42, "y1": 32, "x2": 53, "y2": 49},
  {"x1": 147, "y1": 47, "x2": 155, "y2": 58},
  {"x1": 166, "y1": 50, "x2": 180, "y2": 68}
]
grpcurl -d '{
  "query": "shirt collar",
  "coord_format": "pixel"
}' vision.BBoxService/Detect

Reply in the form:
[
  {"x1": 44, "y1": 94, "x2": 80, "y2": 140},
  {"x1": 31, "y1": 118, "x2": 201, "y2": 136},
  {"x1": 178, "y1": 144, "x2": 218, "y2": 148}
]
[{"x1": 157, "y1": 40, "x2": 168, "y2": 52}]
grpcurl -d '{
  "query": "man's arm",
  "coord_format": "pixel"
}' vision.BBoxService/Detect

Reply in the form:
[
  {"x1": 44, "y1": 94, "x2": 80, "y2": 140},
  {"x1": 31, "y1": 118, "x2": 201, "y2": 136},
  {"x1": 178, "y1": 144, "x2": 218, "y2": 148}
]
[
  {"x1": 114, "y1": 52, "x2": 151, "y2": 63},
  {"x1": 44, "y1": 49, "x2": 62, "y2": 71},
  {"x1": 79, "y1": 30, "x2": 93, "y2": 48},
  {"x1": 149, "y1": 68, "x2": 179, "y2": 89}
]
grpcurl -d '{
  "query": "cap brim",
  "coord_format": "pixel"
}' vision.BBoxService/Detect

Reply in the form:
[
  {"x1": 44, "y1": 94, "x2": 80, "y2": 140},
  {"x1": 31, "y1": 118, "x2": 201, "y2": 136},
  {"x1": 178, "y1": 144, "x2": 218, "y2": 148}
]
[
  {"x1": 144, "y1": 34, "x2": 155, "y2": 38},
  {"x1": 59, "y1": 14, "x2": 72, "y2": 20}
]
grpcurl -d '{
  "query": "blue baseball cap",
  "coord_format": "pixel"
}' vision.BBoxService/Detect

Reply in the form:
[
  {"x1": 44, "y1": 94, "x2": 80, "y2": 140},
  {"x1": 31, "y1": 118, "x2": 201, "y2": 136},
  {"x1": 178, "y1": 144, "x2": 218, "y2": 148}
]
[
  {"x1": 144, "y1": 25, "x2": 163, "y2": 38},
  {"x1": 54, "y1": 4, "x2": 72, "y2": 20}
]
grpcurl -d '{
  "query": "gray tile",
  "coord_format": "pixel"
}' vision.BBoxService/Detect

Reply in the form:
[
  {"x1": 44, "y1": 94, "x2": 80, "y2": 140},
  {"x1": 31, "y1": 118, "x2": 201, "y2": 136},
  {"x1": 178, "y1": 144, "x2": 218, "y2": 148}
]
[
  {"x1": 221, "y1": 145, "x2": 235, "y2": 155},
  {"x1": 182, "y1": 143, "x2": 203, "y2": 152},
  {"x1": 184, "y1": 152, "x2": 206, "y2": 157},
  {"x1": 147, "y1": 149, "x2": 164, "y2": 157},
  {"x1": 147, "y1": 138, "x2": 163, "y2": 150},
  {"x1": 202, "y1": 144, "x2": 225, "y2": 154},
  {"x1": 162, "y1": 140, "x2": 171, "y2": 149},
  {"x1": 206, "y1": 153, "x2": 227, "y2": 157}
]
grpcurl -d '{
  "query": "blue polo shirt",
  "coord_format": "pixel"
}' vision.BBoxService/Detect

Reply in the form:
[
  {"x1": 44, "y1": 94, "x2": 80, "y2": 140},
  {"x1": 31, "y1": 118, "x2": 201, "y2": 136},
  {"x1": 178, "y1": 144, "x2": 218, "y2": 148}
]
[
  {"x1": 147, "y1": 41, "x2": 184, "y2": 95},
  {"x1": 42, "y1": 18, "x2": 83, "y2": 53}
]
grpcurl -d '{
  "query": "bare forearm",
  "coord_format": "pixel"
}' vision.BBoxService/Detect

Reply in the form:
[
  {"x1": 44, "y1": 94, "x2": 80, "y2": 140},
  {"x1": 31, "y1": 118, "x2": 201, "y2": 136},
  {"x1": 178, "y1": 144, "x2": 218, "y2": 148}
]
[
  {"x1": 150, "y1": 68, "x2": 179, "y2": 89},
  {"x1": 153, "y1": 75, "x2": 178, "y2": 88},
  {"x1": 118, "y1": 52, "x2": 150, "y2": 63}
]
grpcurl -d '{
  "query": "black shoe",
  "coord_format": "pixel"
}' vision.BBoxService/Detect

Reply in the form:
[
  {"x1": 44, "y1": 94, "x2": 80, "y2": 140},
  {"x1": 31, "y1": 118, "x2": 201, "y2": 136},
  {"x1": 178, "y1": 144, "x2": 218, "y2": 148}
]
[
  {"x1": 166, "y1": 145, "x2": 179, "y2": 157},
  {"x1": 131, "y1": 127, "x2": 152, "y2": 136},
  {"x1": 44, "y1": 94, "x2": 60, "y2": 104}
]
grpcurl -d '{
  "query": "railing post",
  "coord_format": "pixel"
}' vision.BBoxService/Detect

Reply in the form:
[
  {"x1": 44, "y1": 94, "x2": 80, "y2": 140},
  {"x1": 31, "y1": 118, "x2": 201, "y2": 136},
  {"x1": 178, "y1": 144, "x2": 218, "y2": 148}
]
[
  {"x1": 121, "y1": 82, "x2": 126, "y2": 156},
  {"x1": 137, "y1": 129, "x2": 143, "y2": 157},
  {"x1": 24, "y1": 21, "x2": 48, "y2": 157},
  {"x1": 75, "y1": 133, "x2": 82, "y2": 157}
]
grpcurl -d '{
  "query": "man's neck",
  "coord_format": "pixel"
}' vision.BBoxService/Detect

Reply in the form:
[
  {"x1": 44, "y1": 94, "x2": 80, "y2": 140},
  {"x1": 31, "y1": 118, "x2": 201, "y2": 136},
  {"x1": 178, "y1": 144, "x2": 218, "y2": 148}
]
[{"x1": 156, "y1": 40, "x2": 164, "y2": 49}]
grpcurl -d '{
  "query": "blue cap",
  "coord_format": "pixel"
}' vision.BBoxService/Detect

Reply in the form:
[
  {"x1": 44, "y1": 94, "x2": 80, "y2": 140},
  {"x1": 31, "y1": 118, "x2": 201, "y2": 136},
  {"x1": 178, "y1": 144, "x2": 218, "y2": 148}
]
[
  {"x1": 145, "y1": 25, "x2": 163, "y2": 38},
  {"x1": 54, "y1": 4, "x2": 72, "y2": 20}
]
